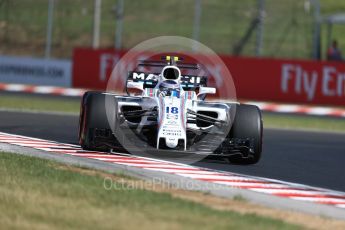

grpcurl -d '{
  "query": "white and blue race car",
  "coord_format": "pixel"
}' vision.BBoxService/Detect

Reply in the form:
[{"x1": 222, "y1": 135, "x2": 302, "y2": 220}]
[{"x1": 78, "y1": 56, "x2": 263, "y2": 164}]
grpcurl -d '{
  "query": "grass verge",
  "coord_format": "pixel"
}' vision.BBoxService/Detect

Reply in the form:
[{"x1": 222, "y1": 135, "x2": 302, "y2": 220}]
[
  {"x1": 263, "y1": 113, "x2": 345, "y2": 133},
  {"x1": 0, "y1": 94, "x2": 80, "y2": 113},
  {"x1": 0, "y1": 152, "x2": 301, "y2": 230}
]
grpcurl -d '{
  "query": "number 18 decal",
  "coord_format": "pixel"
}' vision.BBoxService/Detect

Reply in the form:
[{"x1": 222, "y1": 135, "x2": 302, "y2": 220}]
[{"x1": 166, "y1": 106, "x2": 179, "y2": 114}]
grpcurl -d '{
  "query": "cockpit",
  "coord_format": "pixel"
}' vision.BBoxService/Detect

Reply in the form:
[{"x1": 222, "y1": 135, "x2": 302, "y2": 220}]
[{"x1": 157, "y1": 80, "x2": 180, "y2": 98}]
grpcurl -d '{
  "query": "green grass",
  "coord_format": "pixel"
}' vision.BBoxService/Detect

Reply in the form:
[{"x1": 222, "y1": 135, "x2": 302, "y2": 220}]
[
  {"x1": 263, "y1": 113, "x2": 345, "y2": 132},
  {"x1": 0, "y1": 0, "x2": 345, "y2": 59},
  {"x1": 0, "y1": 152, "x2": 302, "y2": 229},
  {"x1": 0, "y1": 95, "x2": 80, "y2": 113}
]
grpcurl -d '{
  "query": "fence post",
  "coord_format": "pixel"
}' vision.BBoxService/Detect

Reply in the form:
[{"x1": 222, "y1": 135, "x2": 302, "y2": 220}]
[
  {"x1": 192, "y1": 0, "x2": 202, "y2": 51},
  {"x1": 255, "y1": 0, "x2": 265, "y2": 56},
  {"x1": 92, "y1": 0, "x2": 102, "y2": 49},
  {"x1": 115, "y1": 0, "x2": 124, "y2": 50},
  {"x1": 311, "y1": 0, "x2": 321, "y2": 60},
  {"x1": 45, "y1": 0, "x2": 54, "y2": 59}
]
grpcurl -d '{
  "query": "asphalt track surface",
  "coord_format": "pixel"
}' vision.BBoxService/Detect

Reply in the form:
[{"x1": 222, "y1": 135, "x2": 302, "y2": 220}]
[{"x1": 1, "y1": 110, "x2": 345, "y2": 193}]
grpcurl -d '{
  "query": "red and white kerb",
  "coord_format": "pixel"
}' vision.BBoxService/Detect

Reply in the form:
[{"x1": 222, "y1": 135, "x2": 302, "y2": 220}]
[{"x1": 0, "y1": 131, "x2": 345, "y2": 209}]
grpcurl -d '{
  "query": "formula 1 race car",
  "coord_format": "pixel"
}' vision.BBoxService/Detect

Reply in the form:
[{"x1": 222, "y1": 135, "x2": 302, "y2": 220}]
[{"x1": 78, "y1": 56, "x2": 263, "y2": 164}]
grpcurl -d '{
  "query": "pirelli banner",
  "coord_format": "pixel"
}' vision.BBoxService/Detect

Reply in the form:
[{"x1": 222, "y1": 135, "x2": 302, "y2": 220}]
[{"x1": 72, "y1": 48, "x2": 345, "y2": 106}]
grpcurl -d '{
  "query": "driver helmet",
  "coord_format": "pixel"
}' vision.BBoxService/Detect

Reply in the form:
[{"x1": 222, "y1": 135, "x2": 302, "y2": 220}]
[{"x1": 158, "y1": 80, "x2": 180, "y2": 97}]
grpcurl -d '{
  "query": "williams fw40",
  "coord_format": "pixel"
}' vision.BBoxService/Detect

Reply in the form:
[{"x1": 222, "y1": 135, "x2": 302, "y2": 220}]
[{"x1": 79, "y1": 56, "x2": 263, "y2": 164}]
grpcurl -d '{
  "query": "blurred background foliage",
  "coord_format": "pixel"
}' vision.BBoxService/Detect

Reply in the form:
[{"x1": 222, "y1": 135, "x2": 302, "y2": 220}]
[{"x1": 0, "y1": 0, "x2": 344, "y2": 59}]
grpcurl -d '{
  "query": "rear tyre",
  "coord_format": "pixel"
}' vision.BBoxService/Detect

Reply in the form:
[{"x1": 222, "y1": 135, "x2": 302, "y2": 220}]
[
  {"x1": 78, "y1": 91, "x2": 118, "y2": 152},
  {"x1": 227, "y1": 104, "x2": 263, "y2": 164}
]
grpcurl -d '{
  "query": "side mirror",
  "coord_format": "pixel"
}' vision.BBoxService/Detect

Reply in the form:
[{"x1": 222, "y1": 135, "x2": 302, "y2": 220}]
[
  {"x1": 127, "y1": 81, "x2": 144, "y2": 91},
  {"x1": 197, "y1": 86, "x2": 216, "y2": 97}
]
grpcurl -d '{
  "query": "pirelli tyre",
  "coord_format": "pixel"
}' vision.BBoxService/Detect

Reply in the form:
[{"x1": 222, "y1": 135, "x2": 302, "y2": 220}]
[
  {"x1": 78, "y1": 91, "x2": 120, "y2": 152},
  {"x1": 227, "y1": 104, "x2": 263, "y2": 164}
]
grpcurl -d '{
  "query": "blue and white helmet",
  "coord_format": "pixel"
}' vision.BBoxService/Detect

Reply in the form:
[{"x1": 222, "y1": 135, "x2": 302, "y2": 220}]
[{"x1": 158, "y1": 80, "x2": 180, "y2": 97}]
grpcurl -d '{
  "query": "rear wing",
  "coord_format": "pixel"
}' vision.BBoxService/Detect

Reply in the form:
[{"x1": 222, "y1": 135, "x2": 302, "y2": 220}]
[{"x1": 127, "y1": 71, "x2": 207, "y2": 90}]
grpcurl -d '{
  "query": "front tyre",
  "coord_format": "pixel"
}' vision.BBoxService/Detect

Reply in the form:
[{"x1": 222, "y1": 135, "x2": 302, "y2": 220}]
[
  {"x1": 78, "y1": 92, "x2": 119, "y2": 152},
  {"x1": 227, "y1": 104, "x2": 263, "y2": 164}
]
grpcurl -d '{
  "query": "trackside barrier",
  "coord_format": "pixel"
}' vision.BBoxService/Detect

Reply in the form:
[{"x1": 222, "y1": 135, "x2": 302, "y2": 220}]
[
  {"x1": 72, "y1": 48, "x2": 345, "y2": 107},
  {"x1": 0, "y1": 55, "x2": 72, "y2": 87}
]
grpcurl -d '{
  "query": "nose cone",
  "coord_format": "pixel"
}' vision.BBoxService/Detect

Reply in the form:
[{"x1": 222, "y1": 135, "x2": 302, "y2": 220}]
[{"x1": 166, "y1": 138, "x2": 179, "y2": 148}]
